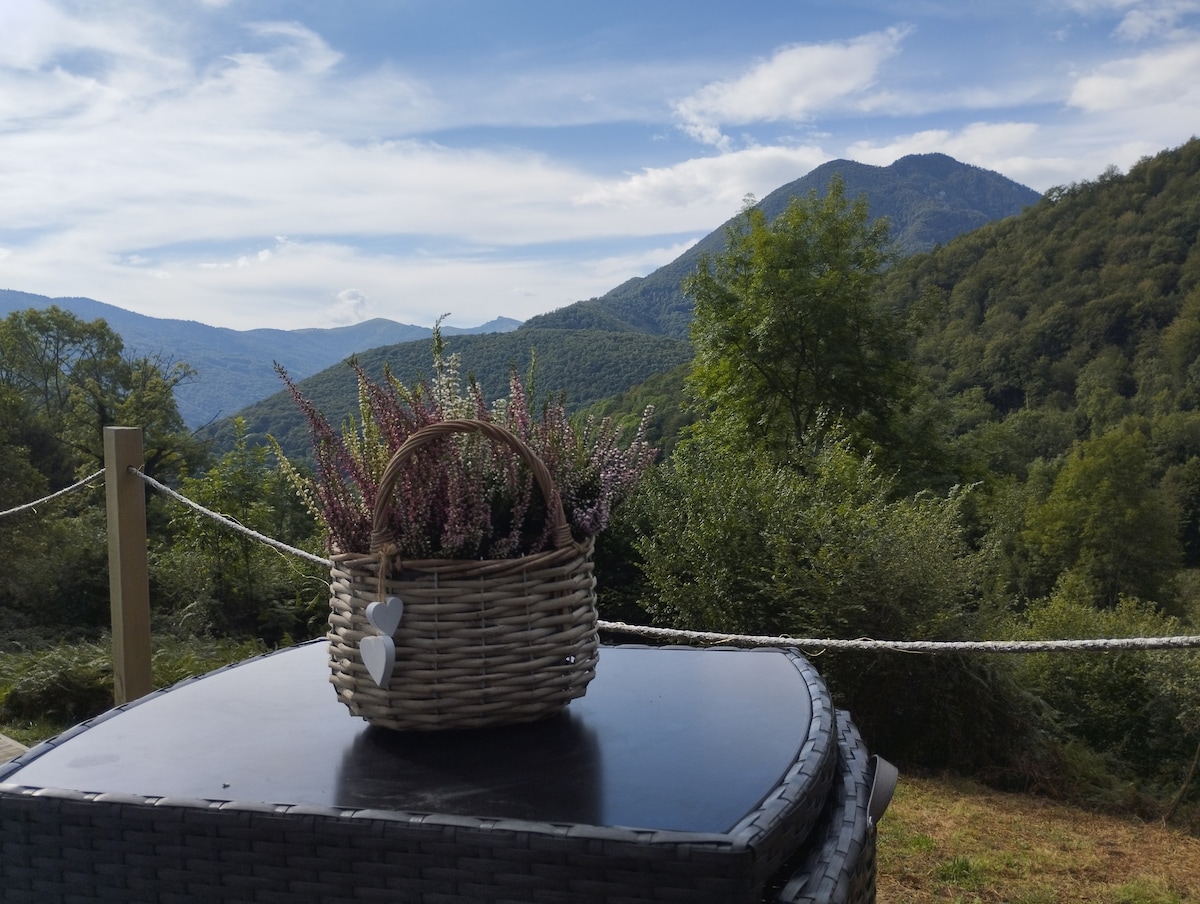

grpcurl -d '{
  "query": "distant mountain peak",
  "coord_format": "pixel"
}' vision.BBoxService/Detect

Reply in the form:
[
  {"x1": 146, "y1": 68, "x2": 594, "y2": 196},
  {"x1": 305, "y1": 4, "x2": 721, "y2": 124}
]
[
  {"x1": 0, "y1": 289, "x2": 519, "y2": 426},
  {"x1": 523, "y1": 153, "x2": 1041, "y2": 339}
]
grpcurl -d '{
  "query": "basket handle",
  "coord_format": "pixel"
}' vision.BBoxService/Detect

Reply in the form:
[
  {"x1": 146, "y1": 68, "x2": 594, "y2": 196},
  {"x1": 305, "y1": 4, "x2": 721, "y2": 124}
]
[{"x1": 369, "y1": 418, "x2": 574, "y2": 555}]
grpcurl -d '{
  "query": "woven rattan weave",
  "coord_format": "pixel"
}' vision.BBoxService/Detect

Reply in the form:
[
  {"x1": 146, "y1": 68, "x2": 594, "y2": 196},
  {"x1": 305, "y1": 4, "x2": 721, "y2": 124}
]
[{"x1": 774, "y1": 712, "x2": 880, "y2": 904}]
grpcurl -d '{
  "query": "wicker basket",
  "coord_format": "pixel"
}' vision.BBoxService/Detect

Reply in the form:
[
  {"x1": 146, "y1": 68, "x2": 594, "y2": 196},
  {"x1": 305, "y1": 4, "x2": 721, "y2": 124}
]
[{"x1": 328, "y1": 419, "x2": 600, "y2": 731}]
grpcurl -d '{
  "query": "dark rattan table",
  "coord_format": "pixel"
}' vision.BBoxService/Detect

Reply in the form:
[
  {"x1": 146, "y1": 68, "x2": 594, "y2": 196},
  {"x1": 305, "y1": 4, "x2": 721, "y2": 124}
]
[{"x1": 0, "y1": 641, "x2": 864, "y2": 903}]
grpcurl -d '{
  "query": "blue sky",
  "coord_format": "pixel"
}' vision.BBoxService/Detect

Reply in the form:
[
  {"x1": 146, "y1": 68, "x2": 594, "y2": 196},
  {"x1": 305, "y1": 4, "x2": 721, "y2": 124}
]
[{"x1": 1, "y1": 0, "x2": 1198, "y2": 331}]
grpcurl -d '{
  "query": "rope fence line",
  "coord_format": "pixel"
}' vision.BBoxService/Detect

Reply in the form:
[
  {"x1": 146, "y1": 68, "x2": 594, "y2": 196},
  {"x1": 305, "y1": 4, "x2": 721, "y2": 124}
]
[
  {"x1": 128, "y1": 468, "x2": 333, "y2": 569},
  {"x1": 597, "y1": 621, "x2": 1200, "y2": 653},
  {"x1": 5, "y1": 457, "x2": 1200, "y2": 655},
  {"x1": 0, "y1": 468, "x2": 105, "y2": 519}
]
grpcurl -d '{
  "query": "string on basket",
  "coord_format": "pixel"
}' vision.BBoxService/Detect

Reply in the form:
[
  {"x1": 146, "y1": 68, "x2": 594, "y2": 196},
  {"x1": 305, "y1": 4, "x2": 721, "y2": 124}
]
[{"x1": 375, "y1": 542, "x2": 400, "y2": 604}]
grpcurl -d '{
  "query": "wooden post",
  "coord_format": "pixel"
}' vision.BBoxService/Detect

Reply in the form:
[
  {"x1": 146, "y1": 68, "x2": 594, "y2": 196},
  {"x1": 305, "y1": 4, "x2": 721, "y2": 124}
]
[{"x1": 104, "y1": 427, "x2": 153, "y2": 704}]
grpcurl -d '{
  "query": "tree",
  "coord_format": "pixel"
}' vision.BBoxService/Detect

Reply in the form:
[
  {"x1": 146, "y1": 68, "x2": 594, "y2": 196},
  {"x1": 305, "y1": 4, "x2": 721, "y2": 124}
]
[
  {"x1": 0, "y1": 308, "x2": 119, "y2": 484},
  {"x1": 683, "y1": 176, "x2": 909, "y2": 461},
  {"x1": 0, "y1": 385, "x2": 48, "y2": 508},
  {"x1": 1023, "y1": 426, "x2": 1181, "y2": 608},
  {"x1": 1013, "y1": 583, "x2": 1200, "y2": 786},
  {"x1": 154, "y1": 420, "x2": 325, "y2": 643},
  {"x1": 0, "y1": 306, "x2": 201, "y2": 481},
  {"x1": 0, "y1": 386, "x2": 54, "y2": 616},
  {"x1": 629, "y1": 424, "x2": 1044, "y2": 771},
  {"x1": 0, "y1": 307, "x2": 207, "y2": 641}
]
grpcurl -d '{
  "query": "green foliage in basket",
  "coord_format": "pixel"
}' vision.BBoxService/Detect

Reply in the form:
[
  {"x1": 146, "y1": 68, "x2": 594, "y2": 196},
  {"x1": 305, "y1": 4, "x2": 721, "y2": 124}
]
[{"x1": 272, "y1": 327, "x2": 656, "y2": 560}]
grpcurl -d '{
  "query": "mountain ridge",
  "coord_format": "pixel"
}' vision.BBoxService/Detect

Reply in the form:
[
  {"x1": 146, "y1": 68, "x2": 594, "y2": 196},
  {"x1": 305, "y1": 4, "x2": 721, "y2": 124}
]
[
  {"x1": 520, "y1": 153, "x2": 1042, "y2": 339},
  {"x1": 205, "y1": 327, "x2": 695, "y2": 461}
]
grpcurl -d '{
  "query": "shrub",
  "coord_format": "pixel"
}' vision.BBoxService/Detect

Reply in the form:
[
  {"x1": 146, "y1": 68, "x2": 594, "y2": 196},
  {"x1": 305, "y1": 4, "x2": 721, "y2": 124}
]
[{"x1": 1010, "y1": 578, "x2": 1200, "y2": 789}]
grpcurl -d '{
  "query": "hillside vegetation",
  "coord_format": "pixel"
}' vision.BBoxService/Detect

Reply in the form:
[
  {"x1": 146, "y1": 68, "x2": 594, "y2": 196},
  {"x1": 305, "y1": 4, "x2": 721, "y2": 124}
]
[
  {"x1": 210, "y1": 328, "x2": 692, "y2": 461},
  {"x1": 0, "y1": 289, "x2": 518, "y2": 428},
  {"x1": 219, "y1": 153, "x2": 1037, "y2": 461},
  {"x1": 879, "y1": 140, "x2": 1200, "y2": 581}
]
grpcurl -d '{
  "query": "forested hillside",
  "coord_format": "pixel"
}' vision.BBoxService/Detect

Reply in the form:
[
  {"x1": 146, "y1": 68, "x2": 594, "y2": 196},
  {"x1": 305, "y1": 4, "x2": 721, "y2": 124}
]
[
  {"x1": 594, "y1": 143, "x2": 1200, "y2": 820},
  {"x1": 206, "y1": 328, "x2": 693, "y2": 460},
  {"x1": 593, "y1": 140, "x2": 1200, "y2": 587},
  {"x1": 884, "y1": 151, "x2": 1198, "y2": 422},
  {"x1": 877, "y1": 140, "x2": 1200, "y2": 585},
  {"x1": 217, "y1": 153, "x2": 1039, "y2": 458}
]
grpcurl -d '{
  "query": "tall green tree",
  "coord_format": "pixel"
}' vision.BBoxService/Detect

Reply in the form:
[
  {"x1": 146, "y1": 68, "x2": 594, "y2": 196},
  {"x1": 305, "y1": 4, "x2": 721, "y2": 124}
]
[
  {"x1": 683, "y1": 177, "x2": 909, "y2": 461},
  {"x1": 0, "y1": 386, "x2": 54, "y2": 617},
  {"x1": 0, "y1": 306, "x2": 201, "y2": 481},
  {"x1": 0, "y1": 307, "x2": 206, "y2": 640},
  {"x1": 1023, "y1": 426, "x2": 1182, "y2": 608},
  {"x1": 0, "y1": 385, "x2": 48, "y2": 508}
]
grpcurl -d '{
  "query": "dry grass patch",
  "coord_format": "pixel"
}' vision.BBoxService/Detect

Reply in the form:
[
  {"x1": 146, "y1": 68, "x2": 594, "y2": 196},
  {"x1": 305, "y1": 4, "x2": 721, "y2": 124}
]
[{"x1": 878, "y1": 775, "x2": 1200, "y2": 903}]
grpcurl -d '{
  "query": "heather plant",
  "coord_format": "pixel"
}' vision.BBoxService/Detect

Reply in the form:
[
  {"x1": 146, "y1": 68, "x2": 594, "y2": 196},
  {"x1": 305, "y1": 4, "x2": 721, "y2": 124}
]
[{"x1": 272, "y1": 330, "x2": 655, "y2": 560}]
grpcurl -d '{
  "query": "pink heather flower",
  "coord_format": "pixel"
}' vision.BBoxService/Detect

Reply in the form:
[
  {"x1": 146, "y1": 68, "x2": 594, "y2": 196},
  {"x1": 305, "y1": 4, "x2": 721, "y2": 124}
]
[{"x1": 274, "y1": 343, "x2": 657, "y2": 559}]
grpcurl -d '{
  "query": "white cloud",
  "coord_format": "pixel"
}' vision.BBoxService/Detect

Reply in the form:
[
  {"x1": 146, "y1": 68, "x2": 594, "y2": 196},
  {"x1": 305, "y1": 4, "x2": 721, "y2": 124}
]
[
  {"x1": 673, "y1": 28, "x2": 911, "y2": 150},
  {"x1": 236, "y1": 21, "x2": 342, "y2": 76},
  {"x1": 330, "y1": 288, "x2": 370, "y2": 325},
  {"x1": 1064, "y1": 0, "x2": 1200, "y2": 40},
  {"x1": 175, "y1": 242, "x2": 659, "y2": 330},
  {"x1": 4, "y1": 2, "x2": 1200, "y2": 332},
  {"x1": 577, "y1": 145, "x2": 830, "y2": 214},
  {"x1": 1068, "y1": 37, "x2": 1200, "y2": 110},
  {"x1": 848, "y1": 122, "x2": 1038, "y2": 166},
  {"x1": 586, "y1": 239, "x2": 708, "y2": 288},
  {"x1": 0, "y1": 0, "x2": 157, "y2": 70},
  {"x1": 1116, "y1": 6, "x2": 1178, "y2": 38},
  {"x1": 845, "y1": 122, "x2": 1085, "y2": 192},
  {"x1": 854, "y1": 82, "x2": 1056, "y2": 118}
]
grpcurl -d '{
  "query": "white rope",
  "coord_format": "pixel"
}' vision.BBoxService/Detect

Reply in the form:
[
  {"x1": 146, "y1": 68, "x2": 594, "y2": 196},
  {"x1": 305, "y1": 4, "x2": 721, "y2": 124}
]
[
  {"x1": 596, "y1": 621, "x2": 1200, "y2": 653},
  {"x1": 129, "y1": 467, "x2": 334, "y2": 569},
  {"x1": 0, "y1": 469, "x2": 106, "y2": 519}
]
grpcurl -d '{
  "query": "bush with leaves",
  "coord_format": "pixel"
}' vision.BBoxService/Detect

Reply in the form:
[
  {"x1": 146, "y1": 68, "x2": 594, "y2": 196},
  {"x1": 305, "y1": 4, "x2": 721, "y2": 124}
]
[
  {"x1": 1022, "y1": 426, "x2": 1182, "y2": 609},
  {"x1": 1009, "y1": 578, "x2": 1200, "y2": 796},
  {"x1": 152, "y1": 419, "x2": 327, "y2": 644},
  {"x1": 629, "y1": 421, "x2": 1048, "y2": 771},
  {"x1": 635, "y1": 422, "x2": 971, "y2": 639}
]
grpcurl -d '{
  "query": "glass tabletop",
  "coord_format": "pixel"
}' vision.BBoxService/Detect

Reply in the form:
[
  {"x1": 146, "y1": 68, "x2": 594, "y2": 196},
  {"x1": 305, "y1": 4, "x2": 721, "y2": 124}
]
[{"x1": 4, "y1": 641, "x2": 815, "y2": 834}]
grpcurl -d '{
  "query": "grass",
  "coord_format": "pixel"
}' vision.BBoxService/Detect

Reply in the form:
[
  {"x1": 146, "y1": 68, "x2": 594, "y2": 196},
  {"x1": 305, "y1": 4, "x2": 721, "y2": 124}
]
[
  {"x1": 879, "y1": 774, "x2": 1200, "y2": 903},
  {"x1": 1, "y1": 718, "x2": 61, "y2": 748}
]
